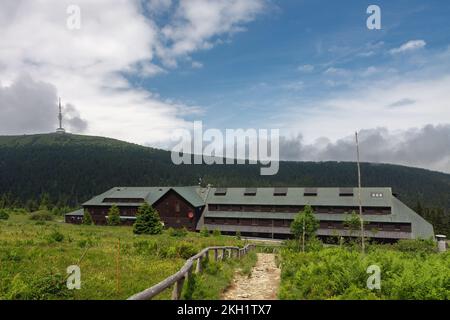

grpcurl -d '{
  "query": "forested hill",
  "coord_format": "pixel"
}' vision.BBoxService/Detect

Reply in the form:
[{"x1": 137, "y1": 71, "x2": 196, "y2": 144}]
[{"x1": 1, "y1": 133, "x2": 449, "y2": 213}]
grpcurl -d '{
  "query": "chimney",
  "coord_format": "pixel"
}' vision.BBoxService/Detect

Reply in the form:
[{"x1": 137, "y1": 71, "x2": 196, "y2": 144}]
[{"x1": 436, "y1": 235, "x2": 447, "y2": 253}]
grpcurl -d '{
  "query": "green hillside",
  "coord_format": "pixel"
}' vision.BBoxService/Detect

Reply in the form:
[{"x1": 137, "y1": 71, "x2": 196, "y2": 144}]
[{"x1": 0, "y1": 133, "x2": 449, "y2": 233}]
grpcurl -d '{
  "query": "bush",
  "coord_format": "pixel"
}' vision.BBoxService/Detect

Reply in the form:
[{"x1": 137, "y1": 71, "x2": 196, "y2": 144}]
[
  {"x1": 133, "y1": 203, "x2": 163, "y2": 235},
  {"x1": 82, "y1": 210, "x2": 93, "y2": 225},
  {"x1": 29, "y1": 210, "x2": 53, "y2": 221},
  {"x1": 176, "y1": 243, "x2": 198, "y2": 259},
  {"x1": 235, "y1": 231, "x2": 241, "y2": 240},
  {"x1": 200, "y1": 227, "x2": 209, "y2": 237},
  {"x1": 393, "y1": 239, "x2": 436, "y2": 255},
  {"x1": 0, "y1": 209, "x2": 9, "y2": 220},
  {"x1": 5, "y1": 273, "x2": 72, "y2": 300},
  {"x1": 47, "y1": 230, "x2": 64, "y2": 243},
  {"x1": 212, "y1": 229, "x2": 221, "y2": 237},
  {"x1": 168, "y1": 227, "x2": 188, "y2": 237}
]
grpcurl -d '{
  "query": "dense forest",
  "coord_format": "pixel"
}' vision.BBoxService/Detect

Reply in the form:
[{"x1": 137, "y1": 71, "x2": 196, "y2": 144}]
[{"x1": 0, "y1": 133, "x2": 449, "y2": 234}]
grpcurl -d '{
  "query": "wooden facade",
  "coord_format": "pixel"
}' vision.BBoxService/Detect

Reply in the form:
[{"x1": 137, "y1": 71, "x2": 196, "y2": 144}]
[{"x1": 80, "y1": 189, "x2": 202, "y2": 230}]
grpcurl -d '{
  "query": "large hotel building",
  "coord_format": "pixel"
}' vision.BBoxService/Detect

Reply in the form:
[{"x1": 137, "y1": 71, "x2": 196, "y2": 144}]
[{"x1": 65, "y1": 186, "x2": 434, "y2": 241}]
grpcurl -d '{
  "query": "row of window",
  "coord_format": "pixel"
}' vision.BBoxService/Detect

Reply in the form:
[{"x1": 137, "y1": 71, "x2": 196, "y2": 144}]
[
  {"x1": 204, "y1": 218, "x2": 411, "y2": 232},
  {"x1": 208, "y1": 204, "x2": 391, "y2": 215}
]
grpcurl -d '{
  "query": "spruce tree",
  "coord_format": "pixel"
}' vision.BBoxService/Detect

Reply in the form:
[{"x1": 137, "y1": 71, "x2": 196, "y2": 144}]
[
  {"x1": 107, "y1": 205, "x2": 121, "y2": 226},
  {"x1": 133, "y1": 203, "x2": 163, "y2": 235}
]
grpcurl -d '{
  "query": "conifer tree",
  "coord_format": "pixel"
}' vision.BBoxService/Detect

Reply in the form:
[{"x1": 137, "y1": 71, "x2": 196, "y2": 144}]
[{"x1": 133, "y1": 203, "x2": 163, "y2": 235}]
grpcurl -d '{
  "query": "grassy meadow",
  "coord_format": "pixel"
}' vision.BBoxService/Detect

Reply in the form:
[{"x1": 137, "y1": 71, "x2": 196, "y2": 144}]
[{"x1": 0, "y1": 212, "x2": 250, "y2": 300}]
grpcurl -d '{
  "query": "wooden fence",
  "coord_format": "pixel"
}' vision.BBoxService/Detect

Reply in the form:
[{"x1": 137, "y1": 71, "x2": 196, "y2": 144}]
[{"x1": 127, "y1": 244, "x2": 255, "y2": 300}]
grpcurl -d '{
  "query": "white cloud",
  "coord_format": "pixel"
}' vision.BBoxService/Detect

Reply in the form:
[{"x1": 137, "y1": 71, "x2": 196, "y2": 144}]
[
  {"x1": 191, "y1": 61, "x2": 204, "y2": 69},
  {"x1": 281, "y1": 74, "x2": 450, "y2": 147},
  {"x1": 298, "y1": 64, "x2": 314, "y2": 72},
  {"x1": 279, "y1": 124, "x2": 450, "y2": 173},
  {"x1": 0, "y1": 0, "x2": 265, "y2": 146},
  {"x1": 390, "y1": 40, "x2": 426, "y2": 54},
  {"x1": 157, "y1": 0, "x2": 265, "y2": 66}
]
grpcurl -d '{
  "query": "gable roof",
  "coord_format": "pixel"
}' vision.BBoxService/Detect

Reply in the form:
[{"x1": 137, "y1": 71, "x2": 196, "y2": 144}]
[{"x1": 83, "y1": 186, "x2": 205, "y2": 208}]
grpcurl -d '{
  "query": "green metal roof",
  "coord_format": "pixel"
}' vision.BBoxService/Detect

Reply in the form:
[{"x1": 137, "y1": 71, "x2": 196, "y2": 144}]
[
  {"x1": 205, "y1": 187, "x2": 393, "y2": 207},
  {"x1": 82, "y1": 186, "x2": 205, "y2": 208}
]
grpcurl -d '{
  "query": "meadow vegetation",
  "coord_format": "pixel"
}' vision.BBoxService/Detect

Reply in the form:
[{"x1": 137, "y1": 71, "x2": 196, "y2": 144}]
[
  {"x1": 279, "y1": 239, "x2": 450, "y2": 300},
  {"x1": 0, "y1": 211, "x2": 249, "y2": 300}
]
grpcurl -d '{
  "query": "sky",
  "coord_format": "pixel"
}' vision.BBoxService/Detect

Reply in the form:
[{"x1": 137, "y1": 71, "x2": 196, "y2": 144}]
[{"x1": 0, "y1": 0, "x2": 449, "y2": 173}]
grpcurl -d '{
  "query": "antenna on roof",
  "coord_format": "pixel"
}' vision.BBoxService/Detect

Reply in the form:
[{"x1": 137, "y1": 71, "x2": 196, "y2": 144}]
[{"x1": 355, "y1": 131, "x2": 365, "y2": 254}]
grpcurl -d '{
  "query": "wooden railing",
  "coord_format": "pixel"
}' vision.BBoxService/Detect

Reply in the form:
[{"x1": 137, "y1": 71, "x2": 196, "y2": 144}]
[{"x1": 127, "y1": 244, "x2": 255, "y2": 300}]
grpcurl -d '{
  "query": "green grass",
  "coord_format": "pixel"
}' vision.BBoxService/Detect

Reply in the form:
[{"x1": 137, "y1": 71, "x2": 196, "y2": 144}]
[
  {"x1": 278, "y1": 242, "x2": 450, "y2": 300},
  {"x1": 0, "y1": 213, "x2": 247, "y2": 300},
  {"x1": 182, "y1": 251, "x2": 258, "y2": 300}
]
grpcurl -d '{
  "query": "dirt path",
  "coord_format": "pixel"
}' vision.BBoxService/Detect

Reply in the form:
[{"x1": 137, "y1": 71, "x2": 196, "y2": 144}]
[{"x1": 222, "y1": 253, "x2": 281, "y2": 300}]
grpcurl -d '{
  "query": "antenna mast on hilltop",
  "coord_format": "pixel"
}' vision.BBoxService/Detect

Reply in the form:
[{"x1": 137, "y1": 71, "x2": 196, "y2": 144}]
[
  {"x1": 355, "y1": 131, "x2": 365, "y2": 254},
  {"x1": 56, "y1": 98, "x2": 66, "y2": 134}
]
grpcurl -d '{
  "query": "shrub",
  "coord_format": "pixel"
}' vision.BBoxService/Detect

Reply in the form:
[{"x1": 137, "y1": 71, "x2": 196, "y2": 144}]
[
  {"x1": 47, "y1": 230, "x2": 64, "y2": 243},
  {"x1": 168, "y1": 227, "x2": 188, "y2": 237},
  {"x1": 235, "y1": 231, "x2": 241, "y2": 240},
  {"x1": 29, "y1": 210, "x2": 53, "y2": 221},
  {"x1": 176, "y1": 243, "x2": 198, "y2": 259},
  {"x1": 200, "y1": 227, "x2": 210, "y2": 237},
  {"x1": 393, "y1": 239, "x2": 436, "y2": 255},
  {"x1": 107, "y1": 205, "x2": 121, "y2": 226},
  {"x1": 82, "y1": 210, "x2": 93, "y2": 225},
  {"x1": 212, "y1": 229, "x2": 221, "y2": 237},
  {"x1": 0, "y1": 209, "x2": 9, "y2": 220},
  {"x1": 133, "y1": 203, "x2": 163, "y2": 235}
]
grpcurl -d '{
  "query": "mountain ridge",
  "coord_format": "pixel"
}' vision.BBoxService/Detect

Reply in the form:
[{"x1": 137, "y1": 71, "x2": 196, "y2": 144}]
[{"x1": 0, "y1": 133, "x2": 449, "y2": 212}]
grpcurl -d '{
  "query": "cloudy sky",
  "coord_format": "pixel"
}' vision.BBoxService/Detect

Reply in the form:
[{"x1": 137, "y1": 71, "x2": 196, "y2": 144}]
[{"x1": 0, "y1": 0, "x2": 449, "y2": 173}]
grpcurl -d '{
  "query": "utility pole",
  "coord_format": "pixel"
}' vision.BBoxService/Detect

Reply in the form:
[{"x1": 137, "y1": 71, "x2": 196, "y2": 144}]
[
  {"x1": 355, "y1": 132, "x2": 365, "y2": 254},
  {"x1": 302, "y1": 214, "x2": 305, "y2": 253}
]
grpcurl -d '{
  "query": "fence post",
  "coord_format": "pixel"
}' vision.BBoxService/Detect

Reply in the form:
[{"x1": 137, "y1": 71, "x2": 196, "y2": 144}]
[
  {"x1": 222, "y1": 248, "x2": 227, "y2": 260},
  {"x1": 172, "y1": 277, "x2": 185, "y2": 300},
  {"x1": 196, "y1": 255, "x2": 203, "y2": 274}
]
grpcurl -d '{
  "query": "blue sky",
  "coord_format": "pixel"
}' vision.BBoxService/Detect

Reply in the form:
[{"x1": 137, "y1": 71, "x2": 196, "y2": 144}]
[
  {"x1": 0, "y1": 0, "x2": 449, "y2": 172},
  {"x1": 135, "y1": 0, "x2": 450, "y2": 131}
]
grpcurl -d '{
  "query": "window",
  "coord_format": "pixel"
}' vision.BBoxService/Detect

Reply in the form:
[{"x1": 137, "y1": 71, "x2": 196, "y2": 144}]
[
  {"x1": 214, "y1": 188, "x2": 227, "y2": 196},
  {"x1": 274, "y1": 187, "x2": 288, "y2": 196},
  {"x1": 175, "y1": 202, "x2": 180, "y2": 213},
  {"x1": 244, "y1": 187, "x2": 257, "y2": 196},
  {"x1": 304, "y1": 187, "x2": 318, "y2": 196},
  {"x1": 339, "y1": 188, "x2": 354, "y2": 197}
]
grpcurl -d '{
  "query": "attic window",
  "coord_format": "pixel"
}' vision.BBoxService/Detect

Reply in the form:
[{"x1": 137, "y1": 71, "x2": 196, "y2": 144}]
[
  {"x1": 371, "y1": 192, "x2": 384, "y2": 198},
  {"x1": 244, "y1": 187, "x2": 257, "y2": 196},
  {"x1": 274, "y1": 187, "x2": 288, "y2": 196},
  {"x1": 304, "y1": 187, "x2": 318, "y2": 196},
  {"x1": 214, "y1": 188, "x2": 227, "y2": 196},
  {"x1": 339, "y1": 188, "x2": 354, "y2": 197}
]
